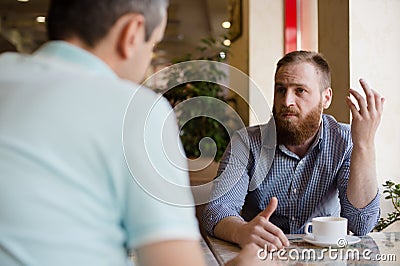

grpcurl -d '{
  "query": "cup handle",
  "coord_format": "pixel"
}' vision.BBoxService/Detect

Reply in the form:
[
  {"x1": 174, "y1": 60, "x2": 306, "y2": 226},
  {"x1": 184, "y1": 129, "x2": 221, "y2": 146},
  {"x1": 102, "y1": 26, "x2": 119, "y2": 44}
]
[{"x1": 304, "y1": 222, "x2": 313, "y2": 236}]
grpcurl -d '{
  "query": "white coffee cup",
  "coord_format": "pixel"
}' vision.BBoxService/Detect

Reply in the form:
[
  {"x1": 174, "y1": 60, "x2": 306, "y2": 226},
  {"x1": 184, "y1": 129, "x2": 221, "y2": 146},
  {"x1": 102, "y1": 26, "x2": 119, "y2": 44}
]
[{"x1": 304, "y1": 216, "x2": 348, "y2": 243}]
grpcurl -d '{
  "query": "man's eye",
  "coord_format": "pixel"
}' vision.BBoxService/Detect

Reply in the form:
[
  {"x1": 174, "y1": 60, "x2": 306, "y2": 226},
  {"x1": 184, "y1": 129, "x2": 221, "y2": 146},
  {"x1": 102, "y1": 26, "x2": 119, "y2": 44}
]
[
  {"x1": 296, "y1": 88, "x2": 305, "y2": 94},
  {"x1": 276, "y1": 87, "x2": 286, "y2": 94}
]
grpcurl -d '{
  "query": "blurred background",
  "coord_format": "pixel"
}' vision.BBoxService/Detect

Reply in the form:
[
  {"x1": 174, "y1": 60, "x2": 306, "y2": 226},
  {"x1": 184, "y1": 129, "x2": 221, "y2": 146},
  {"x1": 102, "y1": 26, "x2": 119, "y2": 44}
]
[{"x1": 0, "y1": 0, "x2": 231, "y2": 63}]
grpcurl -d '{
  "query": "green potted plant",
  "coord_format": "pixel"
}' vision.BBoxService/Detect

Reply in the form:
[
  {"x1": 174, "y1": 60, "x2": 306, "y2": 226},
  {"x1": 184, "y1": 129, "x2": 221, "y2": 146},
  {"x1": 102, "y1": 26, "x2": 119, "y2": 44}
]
[
  {"x1": 153, "y1": 36, "x2": 240, "y2": 162},
  {"x1": 374, "y1": 180, "x2": 400, "y2": 231}
]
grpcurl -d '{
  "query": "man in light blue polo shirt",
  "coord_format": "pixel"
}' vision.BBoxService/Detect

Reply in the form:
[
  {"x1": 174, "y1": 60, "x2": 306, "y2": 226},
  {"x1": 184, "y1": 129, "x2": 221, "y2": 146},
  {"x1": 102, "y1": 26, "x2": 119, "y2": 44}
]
[{"x1": 0, "y1": 0, "x2": 206, "y2": 265}]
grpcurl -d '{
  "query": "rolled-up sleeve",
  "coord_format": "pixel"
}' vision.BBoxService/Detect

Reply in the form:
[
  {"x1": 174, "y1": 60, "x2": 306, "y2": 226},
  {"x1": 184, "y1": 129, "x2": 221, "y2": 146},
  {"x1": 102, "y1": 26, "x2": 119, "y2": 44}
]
[
  {"x1": 337, "y1": 151, "x2": 381, "y2": 235},
  {"x1": 202, "y1": 130, "x2": 253, "y2": 236},
  {"x1": 341, "y1": 190, "x2": 380, "y2": 235}
]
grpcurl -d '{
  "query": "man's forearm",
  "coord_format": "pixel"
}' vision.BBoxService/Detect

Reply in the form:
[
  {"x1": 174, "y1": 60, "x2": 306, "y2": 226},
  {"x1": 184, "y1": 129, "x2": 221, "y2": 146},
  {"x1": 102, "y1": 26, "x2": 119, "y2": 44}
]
[
  {"x1": 346, "y1": 79, "x2": 384, "y2": 209},
  {"x1": 347, "y1": 145, "x2": 378, "y2": 208},
  {"x1": 214, "y1": 216, "x2": 246, "y2": 244}
]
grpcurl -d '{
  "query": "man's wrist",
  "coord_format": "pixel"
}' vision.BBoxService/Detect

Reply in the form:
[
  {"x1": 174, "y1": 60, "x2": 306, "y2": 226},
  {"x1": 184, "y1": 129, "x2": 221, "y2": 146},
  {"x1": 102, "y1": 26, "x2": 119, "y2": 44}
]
[
  {"x1": 352, "y1": 142, "x2": 376, "y2": 151},
  {"x1": 232, "y1": 220, "x2": 247, "y2": 244}
]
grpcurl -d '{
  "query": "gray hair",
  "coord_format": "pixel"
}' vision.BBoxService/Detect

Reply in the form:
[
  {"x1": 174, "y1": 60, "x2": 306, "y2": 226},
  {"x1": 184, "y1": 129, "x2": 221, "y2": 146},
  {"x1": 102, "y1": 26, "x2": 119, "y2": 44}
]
[{"x1": 47, "y1": 0, "x2": 169, "y2": 47}]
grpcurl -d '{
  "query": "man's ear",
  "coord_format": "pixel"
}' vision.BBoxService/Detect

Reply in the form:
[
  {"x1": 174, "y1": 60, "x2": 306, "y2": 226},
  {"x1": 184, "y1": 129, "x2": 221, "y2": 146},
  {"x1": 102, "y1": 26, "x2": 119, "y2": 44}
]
[
  {"x1": 117, "y1": 14, "x2": 145, "y2": 59},
  {"x1": 322, "y1": 87, "x2": 333, "y2": 109}
]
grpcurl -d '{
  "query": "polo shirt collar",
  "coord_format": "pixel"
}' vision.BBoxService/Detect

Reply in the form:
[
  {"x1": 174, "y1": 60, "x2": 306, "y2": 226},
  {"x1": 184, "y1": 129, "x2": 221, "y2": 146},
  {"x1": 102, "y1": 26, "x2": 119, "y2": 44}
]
[{"x1": 34, "y1": 41, "x2": 117, "y2": 78}]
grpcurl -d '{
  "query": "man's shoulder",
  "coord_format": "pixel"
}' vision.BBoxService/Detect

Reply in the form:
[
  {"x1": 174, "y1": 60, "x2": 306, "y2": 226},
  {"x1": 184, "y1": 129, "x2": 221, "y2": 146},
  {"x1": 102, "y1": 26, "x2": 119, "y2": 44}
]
[
  {"x1": 322, "y1": 114, "x2": 352, "y2": 141},
  {"x1": 0, "y1": 49, "x2": 152, "y2": 99},
  {"x1": 234, "y1": 121, "x2": 275, "y2": 149},
  {"x1": 236, "y1": 124, "x2": 264, "y2": 139},
  {"x1": 0, "y1": 52, "x2": 30, "y2": 71}
]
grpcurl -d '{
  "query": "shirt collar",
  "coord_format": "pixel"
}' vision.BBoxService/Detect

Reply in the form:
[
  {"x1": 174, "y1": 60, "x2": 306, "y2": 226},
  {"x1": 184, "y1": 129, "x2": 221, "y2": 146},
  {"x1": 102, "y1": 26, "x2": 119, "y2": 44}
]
[
  {"x1": 33, "y1": 41, "x2": 117, "y2": 78},
  {"x1": 261, "y1": 118, "x2": 277, "y2": 150},
  {"x1": 276, "y1": 115, "x2": 325, "y2": 157},
  {"x1": 318, "y1": 114, "x2": 327, "y2": 149},
  {"x1": 311, "y1": 115, "x2": 324, "y2": 150}
]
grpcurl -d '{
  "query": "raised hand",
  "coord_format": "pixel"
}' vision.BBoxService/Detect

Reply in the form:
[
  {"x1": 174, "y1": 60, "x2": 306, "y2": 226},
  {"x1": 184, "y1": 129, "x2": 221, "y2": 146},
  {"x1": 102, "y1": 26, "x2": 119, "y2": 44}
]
[
  {"x1": 346, "y1": 78, "x2": 385, "y2": 209},
  {"x1": 235, "y1": 197, "x2": 289, "y2": 250},
  {"x1": 346, "y1": 78, "x2": 385, "y2": 148}
]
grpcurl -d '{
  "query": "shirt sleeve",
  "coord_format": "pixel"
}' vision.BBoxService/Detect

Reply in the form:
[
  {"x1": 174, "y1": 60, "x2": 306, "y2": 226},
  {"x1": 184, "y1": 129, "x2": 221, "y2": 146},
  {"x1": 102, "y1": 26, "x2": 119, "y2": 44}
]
[
  {"x1": 202, "y1": 130, "x2": 253, "y2": 236},
  {"x1": 337, "y1": 148, "x2": 381, "y2": 235},
  {"x1": 122, "y1": 89, "x2": 200, "y2": 249}
]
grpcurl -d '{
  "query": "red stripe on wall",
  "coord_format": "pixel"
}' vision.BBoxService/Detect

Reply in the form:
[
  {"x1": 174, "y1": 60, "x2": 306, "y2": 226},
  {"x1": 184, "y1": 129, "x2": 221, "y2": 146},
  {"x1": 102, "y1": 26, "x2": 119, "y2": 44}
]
[{"x1": 285, "y1": 0, "x2": 297, "y2": 53}]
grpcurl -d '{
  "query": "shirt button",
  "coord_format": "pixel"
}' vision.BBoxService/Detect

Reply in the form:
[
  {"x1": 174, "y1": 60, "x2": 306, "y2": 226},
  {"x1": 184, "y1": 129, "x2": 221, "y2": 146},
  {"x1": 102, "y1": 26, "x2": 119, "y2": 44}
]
[
  {"x1": 292, "y1": 216, "x2": 296, "y2": 221},
  {"x1": 293, "y1": 188, "x2": 297, "y2": 194}
]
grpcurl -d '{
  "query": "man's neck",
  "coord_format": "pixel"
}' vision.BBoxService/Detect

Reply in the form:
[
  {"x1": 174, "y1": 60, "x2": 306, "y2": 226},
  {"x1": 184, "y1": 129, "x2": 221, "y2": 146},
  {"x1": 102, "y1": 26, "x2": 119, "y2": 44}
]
[
  {"x1": 64, "y1": 37, "x2": 117, "y2": 71},
  {"x1": 285, "y1": 131, "x2": 319, "y2": 158}
]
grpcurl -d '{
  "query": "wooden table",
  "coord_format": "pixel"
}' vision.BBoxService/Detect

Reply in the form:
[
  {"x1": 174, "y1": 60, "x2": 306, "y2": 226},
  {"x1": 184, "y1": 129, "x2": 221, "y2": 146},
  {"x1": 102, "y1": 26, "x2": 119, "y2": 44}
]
[
  {"x1": 200, "y1": 236, "x2": 219, "y2": 266},
  {"x1": 203, "y1": 232, "x2": 400, "y2": 265}
]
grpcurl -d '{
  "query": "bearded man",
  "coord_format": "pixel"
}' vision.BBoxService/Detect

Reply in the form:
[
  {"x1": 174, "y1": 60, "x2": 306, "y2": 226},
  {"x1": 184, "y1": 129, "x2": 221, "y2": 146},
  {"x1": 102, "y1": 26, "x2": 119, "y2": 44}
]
[{"x1": 202, "y1": 51, "x2": 385, "y2": 251}]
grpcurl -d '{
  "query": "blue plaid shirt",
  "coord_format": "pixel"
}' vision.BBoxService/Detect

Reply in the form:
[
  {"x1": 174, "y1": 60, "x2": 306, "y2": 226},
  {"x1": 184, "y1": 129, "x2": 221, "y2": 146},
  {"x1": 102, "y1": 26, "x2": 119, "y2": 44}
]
[{"x1": 203, "y1": 115, "x2": 380, "y2": 236}]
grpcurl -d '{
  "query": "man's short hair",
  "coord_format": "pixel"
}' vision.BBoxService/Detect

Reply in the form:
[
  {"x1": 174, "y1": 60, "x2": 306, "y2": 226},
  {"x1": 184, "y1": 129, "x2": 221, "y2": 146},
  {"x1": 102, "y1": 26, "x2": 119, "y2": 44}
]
[
  {"x1": 47, "y1": 0, "x2": 169, "y2": 47},
  {"x1": 275, "y1": 50, "x2": 331, "y2": 91}
]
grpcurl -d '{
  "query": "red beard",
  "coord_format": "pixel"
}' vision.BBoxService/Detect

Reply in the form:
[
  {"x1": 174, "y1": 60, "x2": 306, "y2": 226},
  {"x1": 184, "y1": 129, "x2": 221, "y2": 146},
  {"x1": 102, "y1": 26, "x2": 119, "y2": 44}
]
[{"x1": 273, "y1": 102, "x2": 322, "y2": 146}]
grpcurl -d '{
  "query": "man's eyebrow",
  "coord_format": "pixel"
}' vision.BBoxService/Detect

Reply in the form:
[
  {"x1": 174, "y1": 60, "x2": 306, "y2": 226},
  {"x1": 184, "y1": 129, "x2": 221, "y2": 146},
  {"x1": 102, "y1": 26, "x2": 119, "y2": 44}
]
[{"x1": 274, "y1": 82, "x2": 306, "y2": 87}]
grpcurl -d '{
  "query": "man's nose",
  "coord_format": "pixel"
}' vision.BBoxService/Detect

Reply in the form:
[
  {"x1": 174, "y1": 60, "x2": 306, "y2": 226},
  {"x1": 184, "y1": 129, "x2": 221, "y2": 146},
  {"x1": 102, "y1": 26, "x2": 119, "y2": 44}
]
[{"x1": 283, "y1": 91, "x2": 295, "y2": 107}]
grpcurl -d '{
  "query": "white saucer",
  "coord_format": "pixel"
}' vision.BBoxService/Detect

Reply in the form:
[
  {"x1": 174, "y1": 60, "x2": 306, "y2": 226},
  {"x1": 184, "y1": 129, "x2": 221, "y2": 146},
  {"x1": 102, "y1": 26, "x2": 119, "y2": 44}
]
[{"x1": 303, "y1": 235, "x2": 361, "y2": 248}]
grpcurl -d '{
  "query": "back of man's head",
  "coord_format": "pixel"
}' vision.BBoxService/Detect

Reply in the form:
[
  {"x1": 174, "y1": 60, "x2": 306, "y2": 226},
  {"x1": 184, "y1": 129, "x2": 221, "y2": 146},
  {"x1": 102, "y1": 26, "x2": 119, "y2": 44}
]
[{"x1": 47, "y1": 0, "x2": 169, "y2": 47}]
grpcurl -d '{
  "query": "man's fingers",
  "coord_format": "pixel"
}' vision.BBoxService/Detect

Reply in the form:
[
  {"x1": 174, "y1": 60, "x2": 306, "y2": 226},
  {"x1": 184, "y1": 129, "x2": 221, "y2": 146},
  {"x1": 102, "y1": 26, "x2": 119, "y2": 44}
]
[
  {"x1": 373, "y1": 89, "x2": 385, "y2": 113},
  {"x1": 359, "y1": 78, "x2": 376, "y2": 111},
  {"x1": 257, "y1": 197, "x2": 290, "y2": 249},
  {"x1": 265, "y1": 243, "x2": 278, "y2": 253},
  {"x1": 349, "y1": 88, "x2": 367, "y2": 114},
  {"x1": 352, "y1": 79, "x2": 385, "y2": 115},
  {"x1": 254, "y1": 225, "x2": 289, "y2": 249},
  {"x1": 346, "y1": 96, "x2": 359, "y2": 119},
  {"x1": 255, "y1": 229, "x2": 283, "y2": 250},
  {"x1": 259, "y1": 197, "x2": 278, "y2": 220},
  {"x1": 380, "y1": 97, "x2": 385, "y2": 112},
  {"x1": 265, "y1": 221, "x2": 290, "y2": 247}
]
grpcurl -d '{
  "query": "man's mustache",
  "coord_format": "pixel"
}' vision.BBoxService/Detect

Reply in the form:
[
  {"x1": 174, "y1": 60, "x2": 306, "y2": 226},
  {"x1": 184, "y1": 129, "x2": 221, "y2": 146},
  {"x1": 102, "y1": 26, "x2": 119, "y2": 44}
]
[{"x1": 276, "y1": 106, "x2": 300, "y2": 116}]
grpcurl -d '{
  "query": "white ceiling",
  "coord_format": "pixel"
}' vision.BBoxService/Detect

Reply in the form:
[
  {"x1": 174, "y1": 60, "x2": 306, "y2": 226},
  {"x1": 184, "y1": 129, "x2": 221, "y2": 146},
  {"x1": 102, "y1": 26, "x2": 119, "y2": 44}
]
[{"x1": 0, "y1": 0, "x2": 231, "y2": 64}]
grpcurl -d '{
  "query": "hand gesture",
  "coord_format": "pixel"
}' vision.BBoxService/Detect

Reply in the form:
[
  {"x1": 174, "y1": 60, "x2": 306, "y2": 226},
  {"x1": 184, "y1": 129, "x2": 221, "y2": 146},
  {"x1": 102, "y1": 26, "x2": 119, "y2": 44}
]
[
  {"x1": 346, "y1": 79, "x2": 385, "y2": 148},
  {"x1": 235, "y1": 197, "x2": 289, "y2": 250}
]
